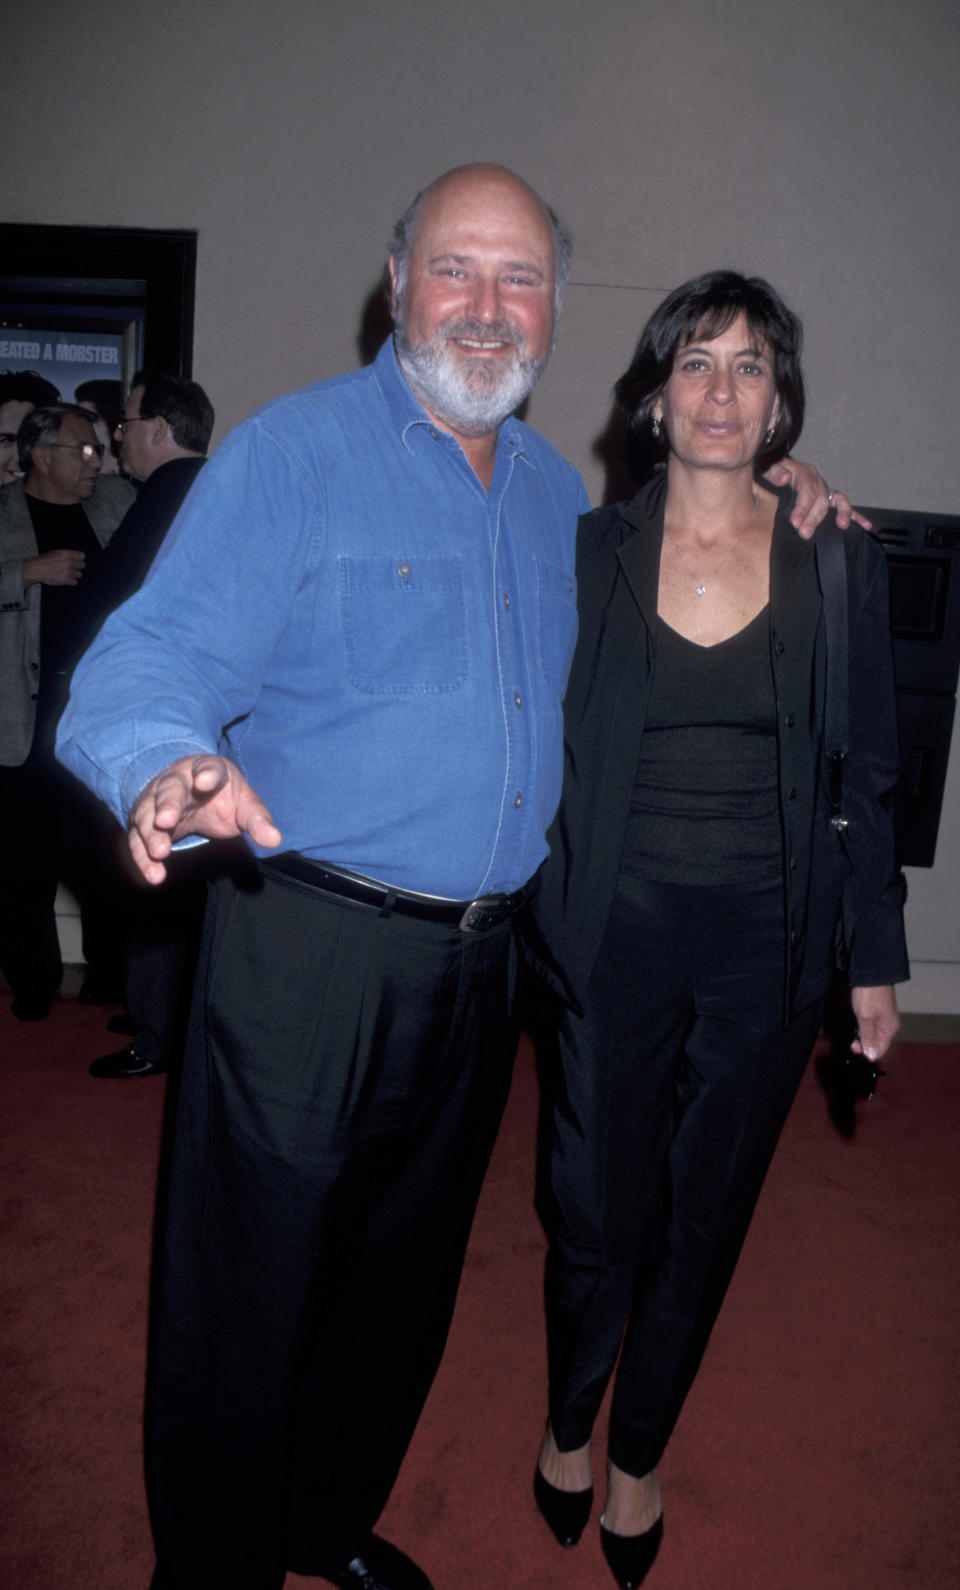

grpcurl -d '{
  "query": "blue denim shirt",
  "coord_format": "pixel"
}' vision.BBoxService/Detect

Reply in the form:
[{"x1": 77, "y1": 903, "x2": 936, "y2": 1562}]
[{"x1": 56, "y1": 340, "x2": 588, "y2": 897}]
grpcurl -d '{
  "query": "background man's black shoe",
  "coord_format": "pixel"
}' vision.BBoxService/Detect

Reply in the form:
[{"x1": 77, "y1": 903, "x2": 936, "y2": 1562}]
[
  {"x1": 12, "y1": 993, "x2": 53, "y2": 1021},
  {"x1": 89, "y1": 1045, "x2": 167, "y2": 1079},
  {"x1": 77, "y1": 973, "x2": 124, "y2": 1005},
  {"x1": 288, "y1": 1533, "x2": 433, "y2": 1590},
  {"x1": 106, "y1": 1011, "x2": 139, "y2": 1035}
]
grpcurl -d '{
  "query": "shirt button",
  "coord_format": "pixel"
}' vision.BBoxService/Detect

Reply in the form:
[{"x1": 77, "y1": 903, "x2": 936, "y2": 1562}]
[
  {"x1": 429, "y1": 427, "x2": 440, "y2": 440},
  {"x1": 775, "y1": 639, "x2": 785, "y2": 656},
  {"x1": 784, "y1": 713, "x2": 795, "y2": 728},
  {"x1": 514, "y1": 791, "x2": 523, "y2": 808},
  {"x1": 397, "y1": 561, "x2": 411, "y2": 581},
  {"x1": 790, "y1": 855, "x2": 798, "y2": 872},
  {"x1": 791, "y1": 927, "x2": 800, "y2": 946},
  {"x1": 513, "y1": 692, "x2": 522, "y2": 709},
  {"x1": 503, "y1": 593, "x2": 510, "y2": 609},
  {"x1": 788, "y1": 786, "x2": 797, "y2": 800}
]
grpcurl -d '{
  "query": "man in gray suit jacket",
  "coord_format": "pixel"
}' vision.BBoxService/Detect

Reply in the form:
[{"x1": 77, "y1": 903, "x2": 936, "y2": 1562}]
[{"x1": 0, "y1": 403, "x2": 134, "y2": 1019}]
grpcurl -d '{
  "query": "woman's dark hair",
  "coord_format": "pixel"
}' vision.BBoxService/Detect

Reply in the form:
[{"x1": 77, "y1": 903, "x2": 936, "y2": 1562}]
[{"x1": 615, "y1": 270, "x2": 805, "y2": 481}]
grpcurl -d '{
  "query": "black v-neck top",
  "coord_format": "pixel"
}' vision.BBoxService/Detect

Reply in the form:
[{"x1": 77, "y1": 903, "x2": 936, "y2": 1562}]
[{"x1": 619, "y1": 605, "x2": 782, "y2": 886}]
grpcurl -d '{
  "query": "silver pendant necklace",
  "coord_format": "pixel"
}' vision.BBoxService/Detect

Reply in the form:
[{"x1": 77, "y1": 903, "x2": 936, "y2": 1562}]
[{"x1": 666, "y1": 487, "x2": 760, "y2": 596}]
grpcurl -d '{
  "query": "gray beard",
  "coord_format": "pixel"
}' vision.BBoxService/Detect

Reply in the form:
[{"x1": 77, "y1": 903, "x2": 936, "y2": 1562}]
[{"x1": 394, "y1": 317, "x2": 550, "y2": 437}]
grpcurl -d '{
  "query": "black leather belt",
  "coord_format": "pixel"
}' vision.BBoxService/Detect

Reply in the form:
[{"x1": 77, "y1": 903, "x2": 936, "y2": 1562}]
[{"x1": 262, "y1": 852, "x2": 531, "y2": 933}]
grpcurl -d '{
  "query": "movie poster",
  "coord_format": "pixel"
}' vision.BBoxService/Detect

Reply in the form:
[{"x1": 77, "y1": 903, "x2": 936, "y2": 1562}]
[{"x1": 0, "y1": 327, "x2": 126, "y2": 401}]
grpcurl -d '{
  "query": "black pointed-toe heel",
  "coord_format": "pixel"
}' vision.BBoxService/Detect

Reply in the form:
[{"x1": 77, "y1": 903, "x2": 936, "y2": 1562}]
[
  {"x1": 533, "y1": 1464, "x2": 594, "y2": 1548},
  {"x1": 599, "y1": 1514, "x2": 664, "y2": 1588}
]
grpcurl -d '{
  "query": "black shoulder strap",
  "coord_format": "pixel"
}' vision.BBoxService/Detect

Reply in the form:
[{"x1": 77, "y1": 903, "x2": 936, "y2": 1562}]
[{"x1": 815, "y1": 522, "x2": 849, "y2": 831}]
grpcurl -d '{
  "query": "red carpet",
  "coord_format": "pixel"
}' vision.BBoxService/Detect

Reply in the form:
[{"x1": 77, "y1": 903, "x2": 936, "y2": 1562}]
[{"x1": 2, "y1": 993, "x2": 958, "y2": 1588}]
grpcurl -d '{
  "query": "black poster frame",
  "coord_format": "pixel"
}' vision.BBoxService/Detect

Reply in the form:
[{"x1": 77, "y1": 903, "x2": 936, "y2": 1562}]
[{"x1": 0, "y1": 223, "x2": 197, "y2": 385}]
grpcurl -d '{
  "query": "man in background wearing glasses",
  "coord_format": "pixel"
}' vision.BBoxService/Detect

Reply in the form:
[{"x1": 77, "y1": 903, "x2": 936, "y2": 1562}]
[
  {"x1": 88, "y1": 373, "x2": 215, "y2": 1080},
  {"x1": 0, "y1": 402, "x2": 133, "y2": 1020}
]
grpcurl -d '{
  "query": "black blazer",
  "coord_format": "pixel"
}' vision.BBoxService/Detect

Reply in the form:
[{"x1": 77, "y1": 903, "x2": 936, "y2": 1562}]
[
  {"x1": 89, "y1": 455, "x2": 206, "y2": 617},
  {"x1": 525, "y1": 476, "x2": 909, "y2": 1019}
]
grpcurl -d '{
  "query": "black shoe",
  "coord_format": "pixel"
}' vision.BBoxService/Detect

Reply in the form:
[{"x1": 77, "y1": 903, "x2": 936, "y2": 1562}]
[
  {"x1": 533, "y1": 1464, "x2": 593, "y2": 1548},
  {"x1": 599, "y1": 1515, "x2": 664, "y2": 1588},
  {"x1": 12, "y1": 992, "x2": 53, "y2": 1021},
  {"x1": 89, "y1": 1044, "x2": 167, "y2": 1079},
  {"x1": 106, "y1": 1011, "x2": 139, "y2": 1035},
  {"x1": 287, "y1": 1532, "x2": 433, "y2": 1590},
  {"x1": 77, "y1": 974, "x2": 124, "y2": 1005}
]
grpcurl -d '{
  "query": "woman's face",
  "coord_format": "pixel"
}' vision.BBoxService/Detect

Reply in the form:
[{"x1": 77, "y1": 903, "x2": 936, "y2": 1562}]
[{"x1": 653, "y1": 311, "x2": 780, "y2": 472}]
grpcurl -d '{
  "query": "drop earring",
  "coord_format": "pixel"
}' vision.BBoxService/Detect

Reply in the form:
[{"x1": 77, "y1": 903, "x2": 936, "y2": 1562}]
[{"x1": 652, "y1": 416, "x2": 662, "y2": 439}]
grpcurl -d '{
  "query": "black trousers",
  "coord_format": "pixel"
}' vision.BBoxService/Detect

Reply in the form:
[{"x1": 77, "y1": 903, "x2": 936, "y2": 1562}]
[
  {"x1": 544, "y1": 875, "x2": 826, "y2": 1478},
  {"x1": 0, "y1": 747, "x2": 126, "y2": 1003},
  {"x1": 147, "y1": 860, "x2": 519, "y2": 1589},
  {"x1": 121, "y1": 846, "x2": 210, "y2": 1063}
]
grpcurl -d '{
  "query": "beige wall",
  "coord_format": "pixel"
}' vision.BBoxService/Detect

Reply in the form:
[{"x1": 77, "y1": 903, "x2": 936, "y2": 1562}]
[{"x1": 5, "y1": 0, "x2": 958, "y2": 1009}]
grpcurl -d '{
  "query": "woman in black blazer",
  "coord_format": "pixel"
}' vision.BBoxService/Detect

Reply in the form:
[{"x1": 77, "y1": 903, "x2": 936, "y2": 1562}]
[{"x1": 527, "y1": 272, "x2": 908, "y2": 1588}]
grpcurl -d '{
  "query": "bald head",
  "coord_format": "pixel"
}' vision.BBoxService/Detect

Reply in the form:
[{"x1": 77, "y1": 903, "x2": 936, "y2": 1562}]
[{"x1": 389, "y1": 163, "x2": 571, "y2": 318}]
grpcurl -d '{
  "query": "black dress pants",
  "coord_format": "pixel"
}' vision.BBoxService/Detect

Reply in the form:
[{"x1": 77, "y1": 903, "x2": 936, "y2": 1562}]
[
  {"x1": 147, "y1": 860, "x2": 519, "y2": 1590},
  {"x1": 121, "y1": 845, "x2": 211, "y2": 1064},
  {"x1": 545, "y1": 875, "x2": 826, "y2": 1478},
  {"x1": 0, "y1": 747, "x2": 125, "y2": 1004}
]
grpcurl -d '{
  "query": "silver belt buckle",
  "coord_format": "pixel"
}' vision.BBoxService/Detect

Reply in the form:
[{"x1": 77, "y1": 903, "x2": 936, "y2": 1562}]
[{"x1": 458, "y1": 899, "x2": 486, "y2": 933}]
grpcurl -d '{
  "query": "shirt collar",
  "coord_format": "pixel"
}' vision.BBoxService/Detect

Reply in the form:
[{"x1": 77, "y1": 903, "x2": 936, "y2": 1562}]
[{"x1": 371, "y1": 335, "x2": 528, "y2": 464}]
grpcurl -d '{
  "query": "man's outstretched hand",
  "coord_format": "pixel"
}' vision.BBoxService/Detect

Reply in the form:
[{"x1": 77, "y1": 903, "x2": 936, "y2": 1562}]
[
  {"x1": 764, "y1": 458, "x2": 873, "y2": 538},
  {"x1": 128, "y1": 755, "x2": 282, "y2": 883}
]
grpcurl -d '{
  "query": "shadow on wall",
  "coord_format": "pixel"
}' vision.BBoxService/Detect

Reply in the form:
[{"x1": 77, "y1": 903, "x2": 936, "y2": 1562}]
[
  {"x1": 593, "y1": 401, "x2": 640, "y2": 507},
  {"x1": 357, "y1": 281, "x2": 394, "y2": 366}
]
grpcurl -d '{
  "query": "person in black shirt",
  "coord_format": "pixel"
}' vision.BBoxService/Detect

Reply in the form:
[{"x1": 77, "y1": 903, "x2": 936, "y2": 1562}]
[
  {"x1": 87, "y1": 373, "x2": 214, "y2": 1077},
  {"x1": 527, "y1": 274, "x2": 908, "y2": 1588},
  {"x1": 0, "y1": 403, "x2": 133, "y2": 1018}
]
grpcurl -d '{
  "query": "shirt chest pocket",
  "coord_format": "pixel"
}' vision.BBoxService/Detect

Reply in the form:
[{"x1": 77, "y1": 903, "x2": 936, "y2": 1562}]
[
  {"x1": 537, "y1": 558, "x2": 578, "y2": 696},
  {"x1": 338, "y1": 555, "x2": 467, "y2": 693}
]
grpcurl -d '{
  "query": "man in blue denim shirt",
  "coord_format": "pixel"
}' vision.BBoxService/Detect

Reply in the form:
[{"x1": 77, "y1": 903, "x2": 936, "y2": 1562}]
[
  {"x1": 57, "y1": 163, "x2": 586, "y2": 1590},
  {"x1": 56, "y1": 165, "x2": 850, "y2": 1590}
]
